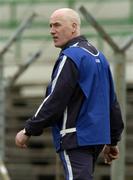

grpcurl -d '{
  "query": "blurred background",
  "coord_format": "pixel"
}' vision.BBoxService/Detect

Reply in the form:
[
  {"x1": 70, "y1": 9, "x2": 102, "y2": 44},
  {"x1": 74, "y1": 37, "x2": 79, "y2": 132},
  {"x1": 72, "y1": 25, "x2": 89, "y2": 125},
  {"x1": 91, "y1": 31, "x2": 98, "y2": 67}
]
[{"x1": 0, "y1": 0, "x2": 133, "y2": 180}]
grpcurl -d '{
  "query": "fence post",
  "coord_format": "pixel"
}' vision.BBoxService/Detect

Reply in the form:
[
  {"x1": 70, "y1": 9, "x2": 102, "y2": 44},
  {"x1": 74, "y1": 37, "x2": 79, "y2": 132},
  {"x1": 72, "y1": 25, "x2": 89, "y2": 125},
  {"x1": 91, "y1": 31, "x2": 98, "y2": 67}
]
[
  {"x1": 0, "y1": 56, "x2": 5, "y2": 161},
  {"x1": 111, "y1": 53, "x2": 126, "y2": 180}
]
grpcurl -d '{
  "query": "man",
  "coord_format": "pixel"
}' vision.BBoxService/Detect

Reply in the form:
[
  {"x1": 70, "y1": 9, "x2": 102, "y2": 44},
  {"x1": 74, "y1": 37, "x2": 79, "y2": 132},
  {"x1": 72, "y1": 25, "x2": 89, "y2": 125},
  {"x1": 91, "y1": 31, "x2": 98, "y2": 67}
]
[{"x1": 15, "y1": 8, "x2": 124, "y2": 180}]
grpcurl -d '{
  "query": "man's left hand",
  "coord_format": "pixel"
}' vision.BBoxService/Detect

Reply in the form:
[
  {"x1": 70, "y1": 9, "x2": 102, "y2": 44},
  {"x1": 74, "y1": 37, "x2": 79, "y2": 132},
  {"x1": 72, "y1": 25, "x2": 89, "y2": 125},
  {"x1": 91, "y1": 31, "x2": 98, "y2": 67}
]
[{"x1": 102, "y1": 145, "x2": 119, "y2": 165}]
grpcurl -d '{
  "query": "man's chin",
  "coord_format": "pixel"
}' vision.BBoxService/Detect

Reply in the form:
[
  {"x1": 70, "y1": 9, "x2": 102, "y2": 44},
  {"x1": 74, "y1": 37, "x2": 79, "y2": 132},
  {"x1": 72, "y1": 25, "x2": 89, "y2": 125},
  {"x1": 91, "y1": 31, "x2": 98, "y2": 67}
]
[
  {"x1": 54, "y1": 43, "x2": 62, "y2": 48},
  {"x1": 53, "y1": 41, "x2": 65, "y2": 48}
]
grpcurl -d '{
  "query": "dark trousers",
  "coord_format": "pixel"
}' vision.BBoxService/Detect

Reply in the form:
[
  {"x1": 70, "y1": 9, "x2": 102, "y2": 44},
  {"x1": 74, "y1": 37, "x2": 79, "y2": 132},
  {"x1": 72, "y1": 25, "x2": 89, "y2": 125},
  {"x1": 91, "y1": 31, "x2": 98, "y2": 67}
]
[{"x1": 59, "y1": 146, "x2": 103, "y2": 180}]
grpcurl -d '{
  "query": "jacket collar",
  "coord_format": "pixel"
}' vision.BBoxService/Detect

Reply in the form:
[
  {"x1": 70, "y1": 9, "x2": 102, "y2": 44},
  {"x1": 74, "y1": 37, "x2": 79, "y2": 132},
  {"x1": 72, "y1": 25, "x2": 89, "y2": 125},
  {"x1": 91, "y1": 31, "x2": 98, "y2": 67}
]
[{"x1": 61, "y1": 35, "x2": 87, "y2": 51}]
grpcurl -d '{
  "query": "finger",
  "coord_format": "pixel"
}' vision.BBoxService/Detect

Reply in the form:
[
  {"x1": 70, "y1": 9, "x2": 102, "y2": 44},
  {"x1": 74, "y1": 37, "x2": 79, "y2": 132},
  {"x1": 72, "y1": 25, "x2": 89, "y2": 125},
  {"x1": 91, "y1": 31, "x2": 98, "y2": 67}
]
[
  {"x1": 104, "y1": 158, "x2": 108, "y2": 164},
  {"x1": 15, "y1": 139, "x2": 21, "y2": 147},
  {"x1": 104, "y1": 158, "x2": 112, "y2": 165},
  {"x1": 20, "y1": 144, "x2": 27, "y2": 149},
  {"x1": 109, "y1": 153, "x2": 119, "y2": 160},
  {"x1": 104, "y1": 154, "x2": 112, "y2": 164},
  {"x1": 16, "y1": 142, "x2": 23, "y2": 148},
  {"x1": 16, "y1": 142, "x2": 27, "y2": 148},
  {"x1": 15, "y1": 138, "x2": 27, "y2": 148}
]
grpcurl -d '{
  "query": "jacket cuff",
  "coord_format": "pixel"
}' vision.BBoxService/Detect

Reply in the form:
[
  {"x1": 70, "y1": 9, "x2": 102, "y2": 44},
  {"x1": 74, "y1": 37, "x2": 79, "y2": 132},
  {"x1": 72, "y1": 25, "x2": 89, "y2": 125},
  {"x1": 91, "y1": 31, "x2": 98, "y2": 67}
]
[
  {"x1": 110, "y1": 140, "x2": 118, "y2": 146},
  {"x1": 22, "y1": 128, "x2": 31, "y2": 136}
]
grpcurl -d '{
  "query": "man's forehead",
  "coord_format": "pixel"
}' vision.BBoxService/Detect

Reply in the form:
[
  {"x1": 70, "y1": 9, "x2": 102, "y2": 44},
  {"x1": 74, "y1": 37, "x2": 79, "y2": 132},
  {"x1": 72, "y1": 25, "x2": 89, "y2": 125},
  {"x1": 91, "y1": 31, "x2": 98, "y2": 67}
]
[{"x1": 50, "y1": 14, "x2": 66, "y2": 23}]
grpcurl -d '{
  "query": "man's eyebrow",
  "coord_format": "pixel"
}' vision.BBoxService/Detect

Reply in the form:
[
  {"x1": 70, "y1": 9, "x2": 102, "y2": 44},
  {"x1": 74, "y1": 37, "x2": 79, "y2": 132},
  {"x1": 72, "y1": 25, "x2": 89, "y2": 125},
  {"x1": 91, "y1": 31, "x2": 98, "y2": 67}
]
[{"x1": 50, "y1": 22, "x2": 61, "y2": 27}]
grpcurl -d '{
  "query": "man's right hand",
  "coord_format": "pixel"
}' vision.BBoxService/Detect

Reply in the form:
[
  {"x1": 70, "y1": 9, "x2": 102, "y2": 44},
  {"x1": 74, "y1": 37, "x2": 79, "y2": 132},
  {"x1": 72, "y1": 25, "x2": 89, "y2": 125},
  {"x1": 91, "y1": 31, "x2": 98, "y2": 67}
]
[{"x1": 15, "y1": 129, "x2": 30, "y2": 148}]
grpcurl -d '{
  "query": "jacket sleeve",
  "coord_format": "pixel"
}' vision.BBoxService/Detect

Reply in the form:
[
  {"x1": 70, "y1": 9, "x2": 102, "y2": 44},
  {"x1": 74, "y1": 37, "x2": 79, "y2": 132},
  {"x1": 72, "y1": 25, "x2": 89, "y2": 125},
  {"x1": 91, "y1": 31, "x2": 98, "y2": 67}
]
[
  {"x1": 24, "y1": 58, "x2": 79, "y2": 136},
  {"x1": 110, "y1": 97, "x2": 124, "y2": 145},
  {"x1": 108, "y1": 67, "x2": 124, "y2": 145}
]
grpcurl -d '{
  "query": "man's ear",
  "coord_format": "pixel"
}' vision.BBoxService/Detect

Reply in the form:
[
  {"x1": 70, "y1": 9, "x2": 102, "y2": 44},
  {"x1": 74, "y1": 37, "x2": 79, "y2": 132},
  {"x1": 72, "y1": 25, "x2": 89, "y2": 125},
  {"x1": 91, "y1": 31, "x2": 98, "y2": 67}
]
[{"x1": 72, "y1": 23, "x2": 77, "y2": 33}]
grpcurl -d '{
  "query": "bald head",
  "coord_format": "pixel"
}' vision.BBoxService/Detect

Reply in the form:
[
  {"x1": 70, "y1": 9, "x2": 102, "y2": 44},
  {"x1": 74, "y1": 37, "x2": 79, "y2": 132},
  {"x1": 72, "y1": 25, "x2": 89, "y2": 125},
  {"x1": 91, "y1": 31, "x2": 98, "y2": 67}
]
[
  {"x1": 50, "y1": 8, "x2": 81, "y2": 48},
  {"x1": 51, "y1": 8, "x2": 81, "y2": 28}
]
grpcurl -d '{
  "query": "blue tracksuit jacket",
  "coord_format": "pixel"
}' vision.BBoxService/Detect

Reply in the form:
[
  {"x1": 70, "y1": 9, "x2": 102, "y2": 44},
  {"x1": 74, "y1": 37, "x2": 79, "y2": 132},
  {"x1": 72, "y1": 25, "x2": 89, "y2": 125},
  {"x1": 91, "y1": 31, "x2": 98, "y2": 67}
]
[{"x1": 25, "y1": 36, "x2": 124, "y2": 152}]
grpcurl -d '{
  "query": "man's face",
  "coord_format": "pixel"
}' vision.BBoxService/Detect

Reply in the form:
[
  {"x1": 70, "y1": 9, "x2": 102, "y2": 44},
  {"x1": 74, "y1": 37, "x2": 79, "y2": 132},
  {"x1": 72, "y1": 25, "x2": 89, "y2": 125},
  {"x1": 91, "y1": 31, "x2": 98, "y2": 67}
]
[{"x1": 50, "y1": 13, "x2": 75, "y2": 48}]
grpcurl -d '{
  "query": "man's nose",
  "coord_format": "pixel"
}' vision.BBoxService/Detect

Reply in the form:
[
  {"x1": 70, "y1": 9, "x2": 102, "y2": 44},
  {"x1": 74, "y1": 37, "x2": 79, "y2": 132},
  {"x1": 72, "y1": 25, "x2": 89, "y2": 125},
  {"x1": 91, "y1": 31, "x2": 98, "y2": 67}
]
[{"x1": 50, "y1": 27, "x2": 56, "y2": 34}]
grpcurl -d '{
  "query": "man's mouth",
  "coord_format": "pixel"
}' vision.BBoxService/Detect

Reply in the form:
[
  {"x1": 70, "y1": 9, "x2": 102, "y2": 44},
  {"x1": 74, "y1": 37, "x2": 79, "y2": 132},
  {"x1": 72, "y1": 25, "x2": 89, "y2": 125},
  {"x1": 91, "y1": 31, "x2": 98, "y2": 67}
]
[
  {"x1": 53, "y1": 36, "x2": 58, "y2": 41},
  {"x1": 53, "y1": 36, "x2": 58, "y2": 42}
]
